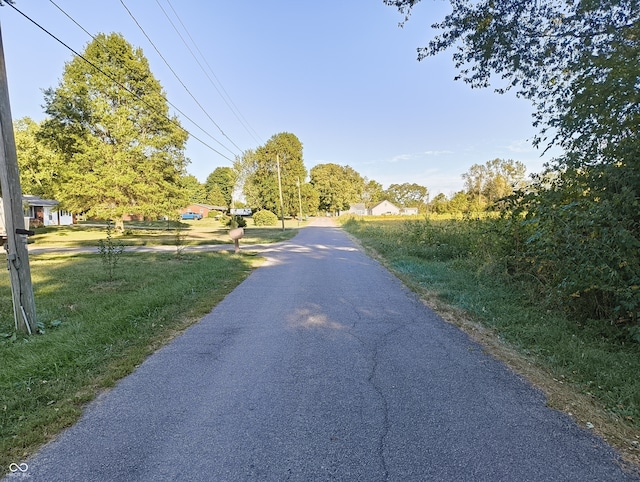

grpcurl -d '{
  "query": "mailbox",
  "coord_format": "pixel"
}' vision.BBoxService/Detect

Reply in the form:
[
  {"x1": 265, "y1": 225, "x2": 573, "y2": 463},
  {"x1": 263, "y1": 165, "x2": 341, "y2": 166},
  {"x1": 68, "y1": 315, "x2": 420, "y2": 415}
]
[{"x1": 229, "y1": 228, "x2": 244, "y2": 241}]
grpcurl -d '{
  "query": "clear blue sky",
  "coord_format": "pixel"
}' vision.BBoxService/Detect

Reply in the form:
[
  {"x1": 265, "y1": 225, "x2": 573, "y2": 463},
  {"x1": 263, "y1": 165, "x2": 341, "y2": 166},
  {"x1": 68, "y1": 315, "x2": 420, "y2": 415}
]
[{"x1": 1, "y1": 0, "x2": 560, "y2": 196}]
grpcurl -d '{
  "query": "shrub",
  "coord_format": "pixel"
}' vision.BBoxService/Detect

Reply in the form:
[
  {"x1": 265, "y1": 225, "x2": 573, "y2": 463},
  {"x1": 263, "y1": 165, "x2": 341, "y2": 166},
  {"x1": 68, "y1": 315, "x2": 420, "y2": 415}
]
[
  {"x1": 226, "y1": 215, "x2": 247, "y2": 228},
  {"x1": 253, "y1": 210, "x2": 278, "y2": 226}
]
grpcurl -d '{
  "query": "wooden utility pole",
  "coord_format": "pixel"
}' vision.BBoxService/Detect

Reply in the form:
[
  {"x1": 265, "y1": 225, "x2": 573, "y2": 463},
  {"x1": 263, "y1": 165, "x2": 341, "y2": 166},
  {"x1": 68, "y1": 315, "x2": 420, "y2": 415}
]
[
  {"x1": 276, "y1": 154, "x2": 285, "y2": 231},
  {"x1": 0, "y1": 23, "x2": 37, "y2": 334},
  {"x1": 297, "y1": 177, "x2": 303, "y2": 227}
]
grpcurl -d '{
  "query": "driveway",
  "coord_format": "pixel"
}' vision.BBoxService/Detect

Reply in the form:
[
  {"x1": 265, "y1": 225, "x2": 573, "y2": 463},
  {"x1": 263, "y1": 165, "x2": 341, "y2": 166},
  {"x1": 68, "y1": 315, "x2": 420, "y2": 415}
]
[{"x1": 8, "y1": 218, "x2": 638, "y2": 481}]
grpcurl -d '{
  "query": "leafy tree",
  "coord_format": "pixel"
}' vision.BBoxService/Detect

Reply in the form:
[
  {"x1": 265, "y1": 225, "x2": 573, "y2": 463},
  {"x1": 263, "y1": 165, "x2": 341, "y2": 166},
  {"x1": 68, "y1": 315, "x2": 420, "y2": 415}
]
[
  {"x1": 299, "y1": 182, "x2": 320, "y2": 217},
  {"x1": 386, "y1": 1, "x2": 640, "y2": 331},
  {"x1": 205, "y1": 166, "x2": 236, "y2": 209},
  {"x1": 361, "y1": 178, "x2": 385, "y2": 209},
  {"x1": 385, "y1": 1, "x2": 639, "y2": 163},
  {"x1": 181, "y1": 174, "x2": 206, "y2": 204},
  {"x1": 448, "y1": 191, "x2": 469, "y2": 215},
  {"x1": 13, "y1": 117, "x2": 61, "y2": 198},
  {"x1": 310, "y1": 163, "x2": 364, "y2": 215},
  {"x1": 384, "y1": 182, "x2": 428, "y2": 210},
  {"x1": 462, "y1": 159, "x2": 526, "y2": 209},
  {"x1": 40, "y1": 33, "x2": 188, "y2": 229},
  {"x1": 429, "y1": 192, "x2": 449, "y2": 215},
  {"x1": 244, "y1": 133, "x2": 307, "y2": 217}
]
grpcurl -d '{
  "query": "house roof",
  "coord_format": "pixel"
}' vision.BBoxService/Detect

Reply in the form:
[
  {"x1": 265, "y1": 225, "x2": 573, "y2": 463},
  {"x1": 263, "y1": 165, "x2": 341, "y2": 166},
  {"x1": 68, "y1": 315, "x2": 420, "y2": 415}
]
[
  {"x1": 371, "y1": 200, "x2": 399, "y2": 210},
  {"x1": 188, "y1": 203, "x2": 226, "y2": 211},
  {"x1": 349, "y1": 203, "x2": 366, "y2": 211},
  {"x1": 22, "y1": 194, "x2": 59, "y2": 207}
]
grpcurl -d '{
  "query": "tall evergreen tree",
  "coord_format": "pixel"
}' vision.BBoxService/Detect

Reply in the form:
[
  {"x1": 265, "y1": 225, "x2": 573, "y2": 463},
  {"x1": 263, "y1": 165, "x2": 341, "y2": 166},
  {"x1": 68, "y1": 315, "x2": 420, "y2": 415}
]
[{"x1": 40, "y1": 33, "x2": 189, "y2": 229}]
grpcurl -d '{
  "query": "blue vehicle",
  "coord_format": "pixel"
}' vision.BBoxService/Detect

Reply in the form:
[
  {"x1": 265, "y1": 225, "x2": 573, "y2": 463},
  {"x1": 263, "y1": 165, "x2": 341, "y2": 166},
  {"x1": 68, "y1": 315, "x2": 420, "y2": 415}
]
[{"x1": 181, "y1": 212, "x2": 202, "y2": 220}]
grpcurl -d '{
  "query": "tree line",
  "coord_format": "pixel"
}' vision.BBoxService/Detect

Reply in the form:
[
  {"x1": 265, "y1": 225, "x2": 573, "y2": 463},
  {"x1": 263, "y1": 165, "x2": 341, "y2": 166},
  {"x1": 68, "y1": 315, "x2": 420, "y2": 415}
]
[{"x1": 13, "y1": 29, "x2": 530, "y2": 228}]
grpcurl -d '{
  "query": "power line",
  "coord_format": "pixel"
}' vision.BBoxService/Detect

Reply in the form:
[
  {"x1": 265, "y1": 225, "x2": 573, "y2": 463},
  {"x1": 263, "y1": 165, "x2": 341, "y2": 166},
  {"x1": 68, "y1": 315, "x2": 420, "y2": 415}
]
[
  {"x1": 119, "y1": 0, "x2": 244, "y2": 156},
  {"x1": 12, "y1": 1, "x2": 235, "y2": 162},
  {"x1": 159, "y1": 0, "x2": 263, "y2": 146},
  {"x1": 47, "y1": 0, "x2": 237, "y2": 160}
]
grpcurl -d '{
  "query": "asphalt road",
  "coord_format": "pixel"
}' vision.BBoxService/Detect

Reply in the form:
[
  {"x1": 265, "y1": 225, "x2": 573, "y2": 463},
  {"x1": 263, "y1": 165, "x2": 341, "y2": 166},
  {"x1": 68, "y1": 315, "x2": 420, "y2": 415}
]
[{"x1": 8, "y1": 218, "x2": 638, "y2": 481}]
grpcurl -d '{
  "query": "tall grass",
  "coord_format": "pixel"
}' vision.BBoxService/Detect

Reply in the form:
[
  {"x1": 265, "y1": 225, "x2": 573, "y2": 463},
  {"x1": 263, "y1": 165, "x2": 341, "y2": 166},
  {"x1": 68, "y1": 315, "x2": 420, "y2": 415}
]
[
  {"x1": 0, "y1": 251, "x2": 259, "y2": 472},
  {"x1": 342, "y1": 215, "x2": 640, "y2": 463}
]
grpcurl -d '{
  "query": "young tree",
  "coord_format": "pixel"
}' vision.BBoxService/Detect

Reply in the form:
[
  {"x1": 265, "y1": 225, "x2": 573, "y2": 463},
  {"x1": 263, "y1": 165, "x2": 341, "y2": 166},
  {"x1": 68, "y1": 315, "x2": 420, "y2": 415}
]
[
  {"x1": 310, "y1": 163, "x2": 364, "y2": 215},
  {"x1": 244, "y1": 133, "x2": 307, "y2": 217},
  {"x1": 40, "y1": 33, "x2": 189, "y2": 229}
]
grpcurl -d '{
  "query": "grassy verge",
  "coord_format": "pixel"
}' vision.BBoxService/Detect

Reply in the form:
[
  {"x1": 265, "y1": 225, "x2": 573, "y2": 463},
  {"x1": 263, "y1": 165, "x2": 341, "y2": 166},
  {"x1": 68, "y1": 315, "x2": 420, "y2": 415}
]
[
  {"x1": 0, "y1": 250, "x2": 263, "y2": 472},
  {"x1": 32, "y1": 218, "x2": 304, "y2": 247},
  {"x1": 341, "y1": 216, "x2": 640, "y2": 467}
]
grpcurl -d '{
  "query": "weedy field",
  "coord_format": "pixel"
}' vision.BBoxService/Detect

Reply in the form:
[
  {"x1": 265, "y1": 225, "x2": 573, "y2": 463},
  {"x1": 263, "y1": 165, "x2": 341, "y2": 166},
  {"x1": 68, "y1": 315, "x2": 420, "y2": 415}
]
[{"x1": 341, "y1": 215, "x2": 640, "y2": 467}]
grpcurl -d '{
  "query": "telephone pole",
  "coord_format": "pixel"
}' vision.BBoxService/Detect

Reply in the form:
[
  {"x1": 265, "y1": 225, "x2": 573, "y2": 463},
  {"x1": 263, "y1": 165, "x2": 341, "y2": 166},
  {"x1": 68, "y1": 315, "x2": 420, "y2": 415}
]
[
  {"x1": 276, "y1": 154, "x2": 285, "y2": 231},
  {"x1": 0, "y1": 23, "x2": 37, "y2": 334},
  {"x1": 297, "y1": 177, "x2": 303, "y2": 227}
]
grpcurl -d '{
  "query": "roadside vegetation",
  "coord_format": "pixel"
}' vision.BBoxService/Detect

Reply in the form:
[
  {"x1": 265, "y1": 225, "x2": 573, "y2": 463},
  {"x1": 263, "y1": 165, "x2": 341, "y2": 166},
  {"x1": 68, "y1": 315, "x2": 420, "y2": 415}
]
[{"x1": 341, "y1": 215, "x2": 640, "y2": 465}]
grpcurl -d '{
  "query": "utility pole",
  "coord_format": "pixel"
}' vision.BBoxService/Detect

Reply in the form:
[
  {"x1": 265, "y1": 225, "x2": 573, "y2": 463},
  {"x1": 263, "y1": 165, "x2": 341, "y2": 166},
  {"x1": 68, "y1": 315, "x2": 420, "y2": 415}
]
[
  {"x1": 0, "y1": 23, "x2": 37, "y2": 334},
  {"x1": 276, "y1": 154, "x2": 285, "y2": 231},
  {"x1": 297, "y1": 177, "x2": 303, "y2": 227}
]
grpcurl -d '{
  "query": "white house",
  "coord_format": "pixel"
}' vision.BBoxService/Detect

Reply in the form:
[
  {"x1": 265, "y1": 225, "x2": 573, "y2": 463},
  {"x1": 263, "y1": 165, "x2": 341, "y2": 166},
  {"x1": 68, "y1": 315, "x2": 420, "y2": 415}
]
[
  {"x1": 370, "y1": 200, "x2": 401, "y2": 216},
  {"x1": 346, "y1": 203, "x2": 367, "y2": 216},
  {"x1": 400, "y1": 207, "x2": 419, "y2": 216},
  {"x1": 22, "y1": 195, "x2": 74, "y2": 227}
]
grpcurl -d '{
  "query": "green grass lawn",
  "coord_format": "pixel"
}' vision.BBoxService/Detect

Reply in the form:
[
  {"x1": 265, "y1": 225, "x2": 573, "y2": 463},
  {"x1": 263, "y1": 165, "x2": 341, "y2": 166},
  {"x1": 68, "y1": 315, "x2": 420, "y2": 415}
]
[
  {"x1": 0, "y1": 219, "x2": 300, "y2": 473},
  {"x1": 341, "y1": 215, "x2": 640, "y2": 467},
  {"x1": 32, "y1": 217, "x2": 303, "y2": 247}
]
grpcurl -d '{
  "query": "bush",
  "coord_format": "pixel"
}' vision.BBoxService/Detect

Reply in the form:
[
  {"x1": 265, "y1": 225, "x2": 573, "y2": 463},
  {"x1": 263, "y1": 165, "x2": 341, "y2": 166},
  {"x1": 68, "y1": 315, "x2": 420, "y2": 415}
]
[
  {"x1": 226, "y1": 215, "x2": 247, "y2": 228},
  {"x1": 253, "y1": 210, "x2": 278, "y2": 226}
]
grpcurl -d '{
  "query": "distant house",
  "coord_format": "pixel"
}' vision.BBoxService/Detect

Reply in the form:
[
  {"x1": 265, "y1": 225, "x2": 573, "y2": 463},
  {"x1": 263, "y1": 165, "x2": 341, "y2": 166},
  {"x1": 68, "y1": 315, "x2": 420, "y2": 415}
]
[
  {"x1": 0, "y1": 194, "x2": 74, "y2": 235},
  {"x1": 370, "y1": 200, "x2": 401, "y2": 216},
  {"x1": 181, "y1": 203, "x2": 226, "y2": 218},
  {"x1": 400, "y1": 207, "x2": 419, "y2": 216},
  {"x1": 346, "y1": 203, "x2": 367, "y2": 216},
  {"x1": 22, "y1": 195, "x2": 74, "y2": 227}
]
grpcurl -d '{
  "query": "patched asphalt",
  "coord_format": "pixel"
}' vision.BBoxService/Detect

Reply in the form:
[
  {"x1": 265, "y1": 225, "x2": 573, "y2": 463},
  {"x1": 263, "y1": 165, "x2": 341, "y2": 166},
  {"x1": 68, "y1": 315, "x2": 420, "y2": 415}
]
[{"x1": 8, "y1": 218, "x2": 639, "y2": 481}]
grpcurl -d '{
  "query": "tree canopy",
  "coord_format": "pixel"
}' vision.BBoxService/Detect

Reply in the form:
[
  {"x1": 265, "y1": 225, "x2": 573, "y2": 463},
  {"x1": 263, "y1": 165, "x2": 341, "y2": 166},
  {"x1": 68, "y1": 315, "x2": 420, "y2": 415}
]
[
  {"x1": 39, "y1": 32, "x2": 188, "y2": 228},
  {"x1": 181, "y1": 174, "x2": 206, "y2": 205},
  {"x1": 361, "y1": 179, "x2": 385, "y2": 209},
  {"x1": 13, "y1": 117, "x2": 60, "y2": 199},
  {"x1": 243, "y1": 133, "x2": 307, "y2": 217},
  {"x1": 384, "y1": 182, "x2": 428, "y2": 210},
  {"x1": 385, "y1": 0, "x2": 640, "y2": 166},
  {"x1": 385, "y1": 1, "x2": 640, "y2": 327},
  {"x1": 462, "y1": 158, "x2": 526, "y2": 209},
  {"x1": 310, "y1": 163, "x2": 364, "y2": 215},
  {"x1": 205, "y1": 167, "x2": 236, "y2": 208}
]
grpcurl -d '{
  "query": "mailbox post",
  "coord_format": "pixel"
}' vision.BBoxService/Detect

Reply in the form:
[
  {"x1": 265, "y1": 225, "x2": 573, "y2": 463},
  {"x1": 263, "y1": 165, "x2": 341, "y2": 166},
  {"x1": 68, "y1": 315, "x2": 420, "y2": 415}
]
[{"x1": 229, "y1": 227, "x2": 244, "y2": 253}]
